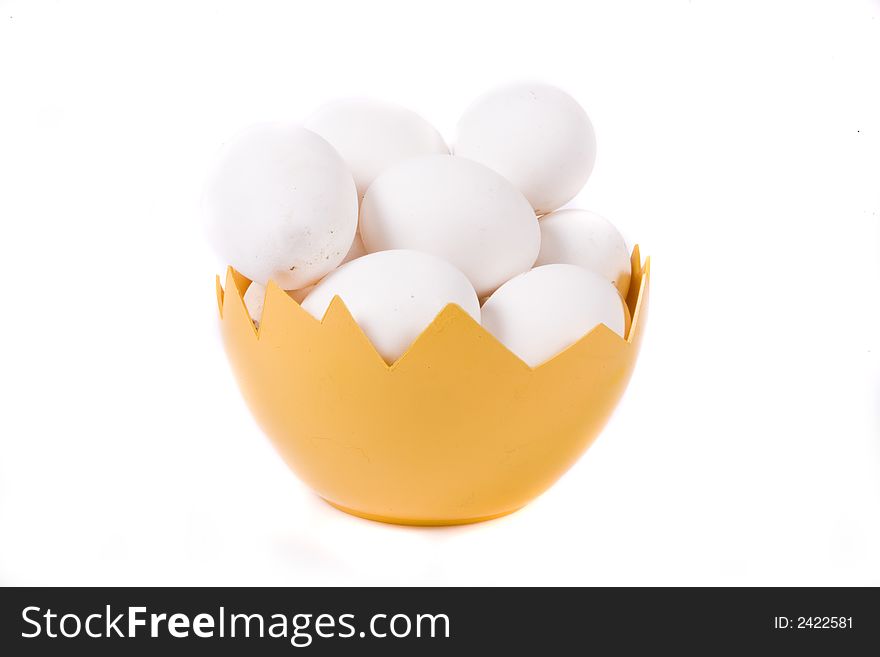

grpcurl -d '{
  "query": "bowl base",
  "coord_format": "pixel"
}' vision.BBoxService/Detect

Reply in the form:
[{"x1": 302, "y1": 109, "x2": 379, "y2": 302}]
[{"x1": 322, "y1": 499, "x2": 523, "y2": 527}]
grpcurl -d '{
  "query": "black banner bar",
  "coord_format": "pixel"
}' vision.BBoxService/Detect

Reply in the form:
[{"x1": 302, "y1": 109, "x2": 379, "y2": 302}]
[{"x1": 1, "y1": 587, "x2": 877, "y2": 654}]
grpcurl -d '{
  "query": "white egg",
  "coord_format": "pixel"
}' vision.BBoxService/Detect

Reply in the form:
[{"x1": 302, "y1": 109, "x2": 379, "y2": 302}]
[
  {"x1": 359, "y1": 154, "x2": 540, "y2": 297},
  {"x1": 339, "y1": 232, "x2": 367, "y2": 265},
  {"x1": 454, "y1": 83, "x2": 597, "y2": 214},
  {"x1": 305, "y1": 99, "x2": 449, "y2": 200},
  {"x1": 243, "y1": 281, "x2": 266, "y2": 326},
  {"x1": 301, "y1": 249, "x2": 480, "y2": 363},
  {"x1": 481, "y1": 264, "x2": 625, "y2": 367},
  {"x1": 204, "y1": 122, "x2": 358, "y2": 290},
  {"x1": 536, "y1": 209, "x2": 631, "y2": 297},
  {"x1": 243, "y1": 281, "x2": 315, "y2": 324}
]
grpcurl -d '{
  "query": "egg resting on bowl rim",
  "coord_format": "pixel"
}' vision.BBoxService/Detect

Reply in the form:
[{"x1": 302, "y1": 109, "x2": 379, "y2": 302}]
[{"x1": 216, "y1": 247, "x2": 650, "y2": 526}]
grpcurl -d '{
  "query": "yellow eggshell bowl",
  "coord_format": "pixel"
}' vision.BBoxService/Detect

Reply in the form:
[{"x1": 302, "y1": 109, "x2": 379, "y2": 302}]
[{"x1": 216, "y1": 247, "x2": 650, "y2": 526}]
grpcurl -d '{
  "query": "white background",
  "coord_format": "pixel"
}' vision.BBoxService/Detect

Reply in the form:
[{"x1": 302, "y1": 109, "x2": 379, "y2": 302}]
[{"x1": 1, "y1": 0, "x2": 878, "y2": 586}]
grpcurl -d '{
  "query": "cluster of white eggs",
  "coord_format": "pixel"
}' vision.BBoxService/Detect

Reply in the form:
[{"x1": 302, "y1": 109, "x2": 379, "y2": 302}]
[{"x1": 206, "y1": 83, "x2": 632, "y2": 367}]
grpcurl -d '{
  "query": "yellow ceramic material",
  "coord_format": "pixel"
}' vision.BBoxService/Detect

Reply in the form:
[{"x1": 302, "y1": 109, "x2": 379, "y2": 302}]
[{"x1": 216, "y1": 247, "x2": 650, "y2": 526}]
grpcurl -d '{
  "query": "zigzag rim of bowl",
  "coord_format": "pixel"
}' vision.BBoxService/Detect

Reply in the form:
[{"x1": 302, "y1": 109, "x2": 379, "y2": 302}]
[{"x1": 217, "y1": 245, "x2": 650, "y2": 372}]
